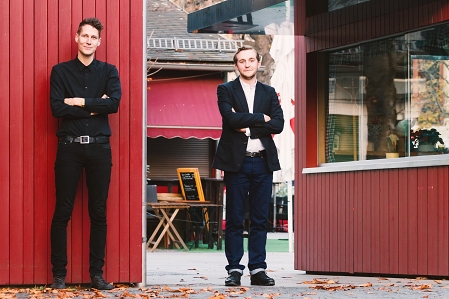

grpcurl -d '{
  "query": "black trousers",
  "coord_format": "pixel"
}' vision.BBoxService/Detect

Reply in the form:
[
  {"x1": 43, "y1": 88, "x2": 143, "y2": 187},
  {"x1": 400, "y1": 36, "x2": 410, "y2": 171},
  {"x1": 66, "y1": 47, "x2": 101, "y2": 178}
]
[{"x1": 51, "y1": 140, "x2": 112, "y2": 277}]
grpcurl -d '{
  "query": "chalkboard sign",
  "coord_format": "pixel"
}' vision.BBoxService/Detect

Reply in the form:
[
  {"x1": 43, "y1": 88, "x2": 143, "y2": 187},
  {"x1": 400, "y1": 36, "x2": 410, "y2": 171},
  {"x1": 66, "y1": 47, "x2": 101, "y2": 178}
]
[{"x1": 177, "y1": 168, "x2": 205, "y2": 201}]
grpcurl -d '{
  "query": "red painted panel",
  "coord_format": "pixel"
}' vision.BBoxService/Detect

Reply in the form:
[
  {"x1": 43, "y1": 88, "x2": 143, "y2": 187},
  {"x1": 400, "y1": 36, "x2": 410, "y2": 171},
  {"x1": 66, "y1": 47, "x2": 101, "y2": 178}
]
[
  {"x1": 427, "y1": 167, "x2": 439, "y2": 275},
  {"x1": 417, "y1": 169, "x2": 429, "y2": 275},
  {"x1": 379, "y1": 170, "x2": 391, "y2": 274},
  {"x1": 23, "y1": 0, "x2": 35, "y2": 283},
  {"x1": 407, "y1": 168, "x2": 419, "y2": 274},
  {"x1": 322, "y1": 173, "x2": 330, "y2": 271},
  {"x1": 388, "y1": 169, "x2": 399, "y2": 274},
  {"x1": 0, "y1": 0, "x2": 144, "y2": 285},
  {"x1": 438, "y1": 167, "x2": 449, "y2": 275},
  {"x1": 129, "y1": 0, "x2": 144, "y2": 283},
  {"x1": 0, "y1": 0, "x2": 10, "y2": 285},
  {"x1": 9, "y1": 0, "x2": 25, "y2": 285},
  {"x1": 360, "y1": 171, "x2": 370, "y2": 272},
  {"x1": 34, "y1": 0, "x2": 50, "y2": 284}
]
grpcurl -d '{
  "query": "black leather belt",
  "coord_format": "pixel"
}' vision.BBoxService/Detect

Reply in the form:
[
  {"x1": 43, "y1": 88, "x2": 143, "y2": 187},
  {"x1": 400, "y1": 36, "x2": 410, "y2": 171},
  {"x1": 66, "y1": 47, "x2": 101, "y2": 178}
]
[
  {"x1": 60, "y1": 135, "x2": 110, "y2": 144},
  {"x1": 245, "y1": 150, "x2": 266, "y2": 157}
]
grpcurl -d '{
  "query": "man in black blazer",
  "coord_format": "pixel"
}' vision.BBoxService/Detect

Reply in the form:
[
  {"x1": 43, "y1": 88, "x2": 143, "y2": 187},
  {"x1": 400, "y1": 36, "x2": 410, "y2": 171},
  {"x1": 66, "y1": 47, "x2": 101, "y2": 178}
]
[{"x1": 213, "y1": 45, "x2": 284, "y2": 286}]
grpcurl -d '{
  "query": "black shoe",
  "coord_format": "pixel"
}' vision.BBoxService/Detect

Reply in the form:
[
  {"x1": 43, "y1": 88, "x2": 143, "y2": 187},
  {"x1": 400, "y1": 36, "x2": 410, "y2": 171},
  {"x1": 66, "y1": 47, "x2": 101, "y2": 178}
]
[
  {"x1": 91, "y1": 275, "x2": 114, "y2": 290},
  {"x1": 225, "y1": 271, "x2": 242, "y2": 286},
  {"x1": 250, "y1": 271, "x2": 275, "y2": 286},
  {"x1": 51, "y1": 275, "x2": 66, "y2": 289}
]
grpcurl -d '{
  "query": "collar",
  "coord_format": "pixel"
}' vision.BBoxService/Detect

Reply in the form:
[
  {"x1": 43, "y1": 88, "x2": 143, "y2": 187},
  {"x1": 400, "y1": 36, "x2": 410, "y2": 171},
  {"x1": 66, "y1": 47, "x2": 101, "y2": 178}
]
[
  {"x1": 239, "y1": 77, "x2": 257, "y2": 90},
  {"x1": 75, "y1": 56, "x2": 97, "y2": 72}
]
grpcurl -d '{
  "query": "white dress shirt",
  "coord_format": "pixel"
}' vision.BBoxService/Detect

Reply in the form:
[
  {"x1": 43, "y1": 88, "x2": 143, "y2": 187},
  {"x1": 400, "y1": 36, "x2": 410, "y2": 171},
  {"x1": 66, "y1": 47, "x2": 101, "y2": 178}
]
[{"x1": 239, "y1": 78, "x2": 265, "y2": 153}]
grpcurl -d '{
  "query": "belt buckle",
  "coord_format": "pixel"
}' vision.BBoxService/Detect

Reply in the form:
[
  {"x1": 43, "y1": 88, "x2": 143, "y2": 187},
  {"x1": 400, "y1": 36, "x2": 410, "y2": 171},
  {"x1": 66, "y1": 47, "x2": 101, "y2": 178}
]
[
  {"x1": 250, "y1": 152, "x2": 257, "y2": 157},
  {"x1": 80, "y1": 135, "x2": 90, "y2": 144}
]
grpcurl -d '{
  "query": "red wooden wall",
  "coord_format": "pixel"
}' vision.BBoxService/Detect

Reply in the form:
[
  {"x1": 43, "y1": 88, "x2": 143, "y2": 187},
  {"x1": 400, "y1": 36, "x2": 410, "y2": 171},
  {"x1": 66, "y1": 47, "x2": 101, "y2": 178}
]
[
  {"x1": 294, "y1": 0, "x2": 449, "y2": 276},
  {"x1": 0, "y1": 0, "x2": 144, "y2": 285}
]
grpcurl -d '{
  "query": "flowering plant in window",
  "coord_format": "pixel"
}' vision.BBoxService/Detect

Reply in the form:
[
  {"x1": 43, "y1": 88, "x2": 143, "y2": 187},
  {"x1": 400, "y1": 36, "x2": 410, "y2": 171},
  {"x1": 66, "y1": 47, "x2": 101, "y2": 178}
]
[{"x1": 410, "y1": 128, "x2": 444, "y2": 149}]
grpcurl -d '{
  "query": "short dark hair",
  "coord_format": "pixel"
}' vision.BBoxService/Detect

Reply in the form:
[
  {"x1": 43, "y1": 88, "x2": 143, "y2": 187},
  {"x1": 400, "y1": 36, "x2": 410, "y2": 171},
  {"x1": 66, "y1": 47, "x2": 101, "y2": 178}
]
[
  {"x1": 233, "y1": 45, "x2": 261, "y2": 64},
  {"x1": 77, "y1": 18, "x2": 104, "y2": 37}
]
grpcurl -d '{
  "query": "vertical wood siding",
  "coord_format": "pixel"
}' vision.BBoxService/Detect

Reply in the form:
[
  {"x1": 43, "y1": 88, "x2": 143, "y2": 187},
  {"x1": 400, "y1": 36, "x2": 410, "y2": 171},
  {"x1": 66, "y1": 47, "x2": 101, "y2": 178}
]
[
  {"x1": 296, "y1": 167, "x2": 449, "y2": 276},
  {"x1": 306, "y1": 0, "x2": 449, "y2": 52},
  {"x1": 0, "y1": 0, "x2": 144, "y2": 285},
  {"x1": 295, "y1": 0, "x2": 449, "y2": 276}
]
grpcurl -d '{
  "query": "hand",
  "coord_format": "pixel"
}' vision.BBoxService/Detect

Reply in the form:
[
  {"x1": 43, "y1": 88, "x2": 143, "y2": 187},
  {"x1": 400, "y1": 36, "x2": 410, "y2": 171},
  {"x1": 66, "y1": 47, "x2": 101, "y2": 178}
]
[
  {"x1": 264, "y1": 114, "x2": 271, "y2": 122},
  {"x1": 235, "y1": 128, "x2": 246, "y2": 133},
  {"x1": 64, "y1": 97, "x2": 84, "y2": 107}
]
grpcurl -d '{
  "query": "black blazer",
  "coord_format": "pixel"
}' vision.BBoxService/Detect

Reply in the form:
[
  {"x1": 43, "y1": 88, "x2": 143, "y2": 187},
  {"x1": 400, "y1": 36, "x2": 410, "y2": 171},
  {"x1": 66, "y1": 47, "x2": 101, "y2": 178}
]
[{"x1": 212, "y1": 77, "x2": 284, "y2": 172}]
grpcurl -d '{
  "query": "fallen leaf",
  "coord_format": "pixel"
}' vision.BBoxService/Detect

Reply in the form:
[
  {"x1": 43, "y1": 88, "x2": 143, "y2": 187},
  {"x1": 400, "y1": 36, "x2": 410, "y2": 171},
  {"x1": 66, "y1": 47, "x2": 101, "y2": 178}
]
[{"x1": 302, "y1": 278, "x2": 339, "y2": 284}]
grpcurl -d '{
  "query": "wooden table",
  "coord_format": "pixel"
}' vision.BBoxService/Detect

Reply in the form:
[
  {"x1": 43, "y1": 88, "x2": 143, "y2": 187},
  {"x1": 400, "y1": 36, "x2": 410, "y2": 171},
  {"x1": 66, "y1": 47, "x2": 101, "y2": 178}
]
[{"x1": 146, "y1": 202, "x2": 190, "y2": 252}]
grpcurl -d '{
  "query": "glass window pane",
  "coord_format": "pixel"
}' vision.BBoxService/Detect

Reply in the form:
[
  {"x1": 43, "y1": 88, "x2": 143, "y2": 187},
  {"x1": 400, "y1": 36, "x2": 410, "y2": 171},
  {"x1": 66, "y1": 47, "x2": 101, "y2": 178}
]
[{"x1": 325, "y1": 23, "x2": 449, "y2": 164}]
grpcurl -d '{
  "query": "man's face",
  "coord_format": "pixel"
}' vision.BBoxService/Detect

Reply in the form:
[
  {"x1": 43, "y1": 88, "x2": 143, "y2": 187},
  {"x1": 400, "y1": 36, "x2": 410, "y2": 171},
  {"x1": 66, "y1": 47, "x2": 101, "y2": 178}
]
[
  {"x1": 234, "y1": 49, "x2": 261, "y2": 81},
  {"x1": 75, "y1": 25, "x2": 101, "y2": 57}
]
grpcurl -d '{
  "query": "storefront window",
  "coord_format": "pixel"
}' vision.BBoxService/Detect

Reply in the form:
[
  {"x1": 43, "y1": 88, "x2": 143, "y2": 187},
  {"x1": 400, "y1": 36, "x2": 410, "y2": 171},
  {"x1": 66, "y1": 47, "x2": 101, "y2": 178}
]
[{"x1": 326, "y1": 23, "x2": 449, "y2": 163}]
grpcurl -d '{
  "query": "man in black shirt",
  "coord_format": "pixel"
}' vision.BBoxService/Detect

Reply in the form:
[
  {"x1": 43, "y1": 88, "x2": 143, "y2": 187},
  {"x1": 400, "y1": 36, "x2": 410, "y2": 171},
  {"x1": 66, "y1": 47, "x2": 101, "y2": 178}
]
[{"x1": 49, "y1": 18, "x2": 121, "y2": 290}]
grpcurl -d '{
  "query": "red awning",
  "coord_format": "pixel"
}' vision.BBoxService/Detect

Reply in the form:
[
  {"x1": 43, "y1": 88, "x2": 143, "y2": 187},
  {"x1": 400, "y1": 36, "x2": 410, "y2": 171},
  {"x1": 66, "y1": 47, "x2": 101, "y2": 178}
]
[{"x1": 147, "y1": 74, "x2": 223, "y2": 139}]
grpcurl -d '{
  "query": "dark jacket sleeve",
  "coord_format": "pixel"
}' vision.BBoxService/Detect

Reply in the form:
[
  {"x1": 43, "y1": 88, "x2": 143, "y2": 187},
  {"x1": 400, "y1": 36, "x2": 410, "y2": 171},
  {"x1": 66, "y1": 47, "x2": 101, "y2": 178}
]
[
  {"x1": 50, "y1": 66, "x2": 91, "y2": 119},
  {"x1": 217, "y1": 83, "x2": 265, "y2": 129},
  {"x1": 249, "y1": 85, "x2": 284, "y2": 138},
  {"x1": 84, "y1": 64, "x2": 121, "y2": 114}
]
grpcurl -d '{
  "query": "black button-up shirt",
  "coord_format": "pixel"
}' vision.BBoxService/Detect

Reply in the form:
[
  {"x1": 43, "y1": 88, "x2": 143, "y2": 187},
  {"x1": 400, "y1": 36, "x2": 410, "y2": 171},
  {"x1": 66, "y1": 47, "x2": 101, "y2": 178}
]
[{"x1": 50, "y1": 56, "x2": 122, "y2": 137}]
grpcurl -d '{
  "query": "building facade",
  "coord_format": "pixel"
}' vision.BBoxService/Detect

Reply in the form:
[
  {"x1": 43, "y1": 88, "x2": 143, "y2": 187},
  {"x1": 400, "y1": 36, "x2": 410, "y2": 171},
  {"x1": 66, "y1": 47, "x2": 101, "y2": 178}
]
[
  {"x1": 0, "y1": 0, "x2": 145, "y2": 285},
  {"x1": 296, "y1": 0, "x2": 449, "y2": 276}
]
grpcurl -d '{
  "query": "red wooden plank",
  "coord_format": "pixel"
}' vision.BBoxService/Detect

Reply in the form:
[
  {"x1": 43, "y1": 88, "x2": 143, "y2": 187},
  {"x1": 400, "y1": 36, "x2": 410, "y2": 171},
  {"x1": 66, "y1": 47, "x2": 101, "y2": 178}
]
[
  {"x1": 438, "y1": 167, "x2": 449, "y2": 275},
  {"x1": 378, "y1": 170, "x2": 390, "y2": 274},
  {"x1": 129, "y1": 0, "x2": 145, "y2": 282},
  {"x1": 407, "y1": 168, "x2": 418, "y2": 274},
  {"x1": 337, "y1": 172, "x2": 346, "y2": 272},
  {"x1": 95, "y1": 0, "x2": 107, "y2": 63},
  {"x1": 117, "y1": 0, "x2": 132, "y2": 282},
  {"x1": 9, "y1": 0, "x2": 25, "y2": 284},
  {"x1": 430, "y1": 1, "x2": 442, "y2": 23},
  {"x1": 362, "y1": 171, "x2": 371, "y2": 272},
  {"x1": 420, "y1": 2, "x2": 430, "y2": 26},
  {"x1": 427, "y1": 167, "x2": 439, "y2": 275},
  {"x1": 23, "y1": 0, "x2": 35, "y2": 283},
  {"x1": 353, "y1": 171, "x2": 362, "y2": 273},
  {"x1": 398, "y1": 168, "x2": 409, "y2": 274},
  {"x1": 33, "y1": 0, "x2": 50, "y2": 284},
  {"x1": 46, "y1": 0, "x2": 60, "y2": 285},
  {"x1": 323, "y1": 173, "x2": 330, "y2": 271},
  {"x1": 82, "y1": 0, "x2": 96, "y2": 22},
  {"x1": 442, "y1": 0, "x2": 449, "y2": 20},
  {"x1": 371, "y1": 170, "x2": 380, "y2": 273},
  {"x1": 0, "y1": 0, "x2": 10, "y2": 285},
  {"x1": 310, "y1": 174, "x2": 317, "y2": 270},
  {"x1": 346, "y1": 172, "x2": 354, "y2": 273},
  {"x1": 417, "y1": 169, "x2": 428, "y2": 275},
  {"x1": 388, "y1": 169, "x2": 399, "y2": 274},
  {"x1": 329, "y1": 173, "x2": 338, "y2": 271},
  {"x1": 70, "y1": 1, "x2": 82, "y2": 60},
  {"x1": 106, "y1": 0, "x2": 125, "y2": 282}
]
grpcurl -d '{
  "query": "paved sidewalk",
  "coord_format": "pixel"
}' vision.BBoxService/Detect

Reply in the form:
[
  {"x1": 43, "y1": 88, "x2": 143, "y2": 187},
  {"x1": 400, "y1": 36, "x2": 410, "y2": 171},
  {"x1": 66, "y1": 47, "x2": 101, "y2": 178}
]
[{"x1": 144, "y1": 250, "x2": 449, "y2": 298}]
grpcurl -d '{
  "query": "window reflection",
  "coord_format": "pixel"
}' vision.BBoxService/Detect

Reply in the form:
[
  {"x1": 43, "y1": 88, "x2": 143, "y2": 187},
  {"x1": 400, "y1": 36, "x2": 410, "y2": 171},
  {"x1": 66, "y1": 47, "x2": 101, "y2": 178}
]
[
  {"x1": 328, "y1": 0, "x2": 370, "y2": 12},
  {"x1": 326, "y1": 23, "x2": 449, "y2": 163}
]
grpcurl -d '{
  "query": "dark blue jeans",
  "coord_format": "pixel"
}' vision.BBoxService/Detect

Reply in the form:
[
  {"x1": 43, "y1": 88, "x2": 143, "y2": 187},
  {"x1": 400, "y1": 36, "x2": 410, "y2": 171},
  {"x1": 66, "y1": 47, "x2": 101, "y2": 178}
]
[
  {"x1": 51, "y1": 140, "x2": 112, "y2": 277},
  {"x1": 224, "y1": 156, "x2": 273, "y2": 272}
]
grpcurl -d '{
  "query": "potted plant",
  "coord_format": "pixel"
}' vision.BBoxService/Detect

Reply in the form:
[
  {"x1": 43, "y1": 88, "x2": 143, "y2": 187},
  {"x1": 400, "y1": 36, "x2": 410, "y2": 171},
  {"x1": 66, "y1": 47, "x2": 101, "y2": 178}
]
[
  {"x1": 386, "y1": 133, "x2": 399, "y2": 158},
  {"x1": 410, "y1": 128, "x2": 444, "y2": 152}
]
